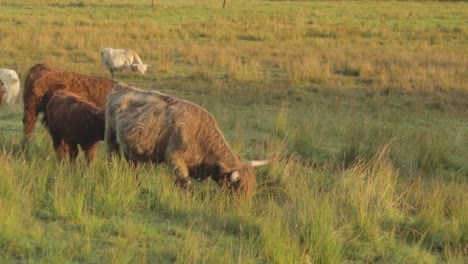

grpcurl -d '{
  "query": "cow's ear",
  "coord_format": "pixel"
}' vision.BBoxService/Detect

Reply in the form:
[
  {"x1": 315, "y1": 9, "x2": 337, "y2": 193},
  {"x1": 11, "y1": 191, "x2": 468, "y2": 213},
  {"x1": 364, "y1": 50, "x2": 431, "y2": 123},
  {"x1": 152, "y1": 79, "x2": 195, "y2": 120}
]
[{"x1": 217, "y1": 162, "x2": 230, "y2": 174}]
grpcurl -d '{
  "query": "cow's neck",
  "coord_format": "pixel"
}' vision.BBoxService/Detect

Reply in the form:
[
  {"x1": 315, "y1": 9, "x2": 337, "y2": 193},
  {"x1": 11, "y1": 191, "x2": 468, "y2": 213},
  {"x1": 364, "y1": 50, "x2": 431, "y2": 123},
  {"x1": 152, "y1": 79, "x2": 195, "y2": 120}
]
[{"x1": 207, "y1": 133, "x2": 242, "y2": 171}]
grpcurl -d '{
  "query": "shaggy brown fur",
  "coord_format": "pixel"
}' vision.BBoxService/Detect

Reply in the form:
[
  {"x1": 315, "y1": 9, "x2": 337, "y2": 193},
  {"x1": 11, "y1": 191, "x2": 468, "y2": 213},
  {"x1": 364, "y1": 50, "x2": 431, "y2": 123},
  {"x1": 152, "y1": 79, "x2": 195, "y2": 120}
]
[
  {"x1": 0, "y1": 80, "x2": 5, "y2": 105},
  {"x1": 46, "y1": 91, "x2": 105, "y2": 163},
  {"x1": 105, "y1": 83, "x2": 269, "y2": 199},
  {"x1": 23, "y1": 64, "x2": 117, "y2": 139}
]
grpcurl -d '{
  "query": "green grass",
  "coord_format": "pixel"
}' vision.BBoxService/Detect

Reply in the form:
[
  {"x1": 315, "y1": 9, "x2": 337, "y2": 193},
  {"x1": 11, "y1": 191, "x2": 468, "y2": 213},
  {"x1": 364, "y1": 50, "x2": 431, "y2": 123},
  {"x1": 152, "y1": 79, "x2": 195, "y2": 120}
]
[{"x1": 1, "y1": 0, "x2": 467, "y2": 263}]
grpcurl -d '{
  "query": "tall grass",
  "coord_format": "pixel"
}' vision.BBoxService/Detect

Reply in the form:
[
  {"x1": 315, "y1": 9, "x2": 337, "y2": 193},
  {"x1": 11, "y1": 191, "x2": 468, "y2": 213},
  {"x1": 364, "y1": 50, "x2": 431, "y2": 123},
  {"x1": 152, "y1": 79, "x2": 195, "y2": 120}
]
[{"x1": 1, "y1": 113, "x2": 467, "y2": 262}]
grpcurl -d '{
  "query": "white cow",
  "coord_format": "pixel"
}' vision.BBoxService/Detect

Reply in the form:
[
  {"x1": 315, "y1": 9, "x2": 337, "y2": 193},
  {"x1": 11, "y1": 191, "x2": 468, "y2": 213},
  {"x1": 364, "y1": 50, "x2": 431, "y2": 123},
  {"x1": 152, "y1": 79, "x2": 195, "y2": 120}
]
[
  {"x1": 0, "y1": 69, "x2": 20, "y2": 105},
  {"x1": 100, "y1": 48, "x2": 148, "y2": 77}
]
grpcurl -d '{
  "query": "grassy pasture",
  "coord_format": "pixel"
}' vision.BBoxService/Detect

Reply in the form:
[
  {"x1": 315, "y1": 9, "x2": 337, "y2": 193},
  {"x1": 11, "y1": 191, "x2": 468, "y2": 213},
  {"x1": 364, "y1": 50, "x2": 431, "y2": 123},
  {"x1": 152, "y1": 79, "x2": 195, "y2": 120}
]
[{"x1": 0, "y1": 0, "x2": 467, "y2": 263}]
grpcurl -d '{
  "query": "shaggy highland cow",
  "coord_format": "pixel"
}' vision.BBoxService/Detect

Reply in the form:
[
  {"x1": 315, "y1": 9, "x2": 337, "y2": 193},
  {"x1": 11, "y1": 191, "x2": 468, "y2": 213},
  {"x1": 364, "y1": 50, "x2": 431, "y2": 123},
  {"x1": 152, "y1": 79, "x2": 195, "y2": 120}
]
[
  {"x1": 0, "y1": 69, "x2": 20, "y2": 105},
  {"x1": 105, "y1": 83, "x2": 270, "y2": 199},
  {"x1": 100, "y1": 48, "x2": 148, "y2": 77},
  {"x1": 23, "y1": 64, "x2": 117, "y2": 139},
  {"x1": 46, "y1": 91, "x2": 105, "y2": 163}
]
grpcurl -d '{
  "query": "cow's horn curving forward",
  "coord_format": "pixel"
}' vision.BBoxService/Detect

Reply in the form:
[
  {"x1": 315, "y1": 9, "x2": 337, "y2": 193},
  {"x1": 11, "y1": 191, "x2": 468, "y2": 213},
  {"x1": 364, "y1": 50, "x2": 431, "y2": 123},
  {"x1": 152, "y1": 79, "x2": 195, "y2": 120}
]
[{"x1": 229, "y1": 159, "x2": 271, "y2": 183}]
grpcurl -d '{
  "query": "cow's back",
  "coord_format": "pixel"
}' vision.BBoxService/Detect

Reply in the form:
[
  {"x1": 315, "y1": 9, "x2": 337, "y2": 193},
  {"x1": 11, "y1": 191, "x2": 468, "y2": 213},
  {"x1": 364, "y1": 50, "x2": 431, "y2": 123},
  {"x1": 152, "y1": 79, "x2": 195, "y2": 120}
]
[
  {"x1": 106, "y1": 84, "x2": 224, "y2": 164},
  {"x1": 106, "y1": 85, "x2": 172, "y2": 161},
  {"x1": 25, "y1": 64, "x2": 116, "y2": 108},
  {"x1": 23, "y1": 64, "x2": 54, "y2": 102},
  {"x1": 23, "y1": 64, "x2": 116, "y2": 138},
  {"x1": 111, "y1": 49, "x2": 131, "y2": 68},
  {"x1": 47, "y1": 91, "x2": 104, "y2": 145}
]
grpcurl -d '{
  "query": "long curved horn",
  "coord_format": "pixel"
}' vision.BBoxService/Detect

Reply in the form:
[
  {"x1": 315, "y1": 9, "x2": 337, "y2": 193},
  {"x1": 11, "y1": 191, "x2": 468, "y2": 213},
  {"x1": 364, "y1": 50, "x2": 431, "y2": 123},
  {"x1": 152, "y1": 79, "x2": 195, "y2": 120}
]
[{"x1": 249, "y1": 159, "x2": 272, "y2": 167}]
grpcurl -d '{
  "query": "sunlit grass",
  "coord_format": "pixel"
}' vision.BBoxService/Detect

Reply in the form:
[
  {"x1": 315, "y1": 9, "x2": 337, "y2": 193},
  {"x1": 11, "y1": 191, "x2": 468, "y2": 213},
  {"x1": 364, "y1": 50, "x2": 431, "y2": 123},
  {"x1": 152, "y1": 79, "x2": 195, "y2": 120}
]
[{"x1": 0, "y1": 0, "x2": 467, "y2": 262}]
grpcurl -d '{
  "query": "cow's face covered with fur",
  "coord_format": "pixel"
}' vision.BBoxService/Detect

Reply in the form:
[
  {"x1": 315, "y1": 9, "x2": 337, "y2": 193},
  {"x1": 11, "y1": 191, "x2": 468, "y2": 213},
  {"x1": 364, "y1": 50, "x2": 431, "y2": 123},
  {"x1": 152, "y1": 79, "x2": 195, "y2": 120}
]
[{"x1": 219, "y1": 160, "x2": 270, "y2": 199}]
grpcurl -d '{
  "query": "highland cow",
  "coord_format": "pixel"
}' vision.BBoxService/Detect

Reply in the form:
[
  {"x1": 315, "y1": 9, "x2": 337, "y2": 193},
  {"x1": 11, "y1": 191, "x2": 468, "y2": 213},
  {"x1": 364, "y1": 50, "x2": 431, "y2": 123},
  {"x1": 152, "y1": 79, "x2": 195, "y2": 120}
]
[
  {"x1": 100, "y1": 48, "x2": 148, "y2": 77},
  {"x1": 105, "y1": 83, "x2": 270, "y2": 198},
  {"x1": 0, "y1": 69, "x2": 20, "y2": 105},
  {"x1": 46, "y1": 91, "x2": 105, "y2": 163},
  {"x1": 23, "y1": 64, "x2": 117, "y2": 139}
]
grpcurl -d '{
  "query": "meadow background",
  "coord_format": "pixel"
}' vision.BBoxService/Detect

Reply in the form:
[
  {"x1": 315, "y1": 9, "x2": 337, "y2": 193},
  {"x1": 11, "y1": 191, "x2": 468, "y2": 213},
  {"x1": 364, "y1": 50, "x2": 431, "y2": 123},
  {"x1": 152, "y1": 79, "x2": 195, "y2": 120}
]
[{"x1": 0, "y1": 0, "x2": 467, "y2": 263}]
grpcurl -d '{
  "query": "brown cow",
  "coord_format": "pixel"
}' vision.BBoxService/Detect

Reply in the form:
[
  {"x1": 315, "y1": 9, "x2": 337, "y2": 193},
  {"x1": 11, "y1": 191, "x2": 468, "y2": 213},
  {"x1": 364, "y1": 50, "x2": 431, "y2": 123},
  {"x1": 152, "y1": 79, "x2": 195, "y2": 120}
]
[
  {"x1": 105, "y1": 83, "x2": 270, "y2": 199},
  {"x1": 46, "y1": 91, "x2": 105, "y2": 163},
  {"x1": 23, "y1": 64, "x2": 116, "y2": 139}
]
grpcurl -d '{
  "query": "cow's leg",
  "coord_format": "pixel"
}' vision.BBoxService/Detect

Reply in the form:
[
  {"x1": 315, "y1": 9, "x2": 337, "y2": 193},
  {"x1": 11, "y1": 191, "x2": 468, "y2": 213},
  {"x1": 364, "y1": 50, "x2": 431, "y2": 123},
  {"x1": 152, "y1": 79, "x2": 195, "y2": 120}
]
[
  {"x1": 167, "y1": 156, "x2": 191, "y2": 189},
  {"x1": 5, "y1": 93, "x2": 13, "y2": 105},
  {"x1": 41, "y1": 112, "x2": 48, "y2": 128},
  {"x1": 124, "y1": 153, "x2": 138, "y2": 168},
  {"x1": 109, "y1": 68, "x2": 115, "y2": 77},
  {"x1": 104, "y1": 128, "x2": 120, "y2": 159},
  {"x1": 53, "y1": 138, "x2": 66, "y2": 162},
  {"x1": 164, "y1": 140, "x2": 192, "y2": 189},
  {"x1": 68, "y1": 144, "x2": 79, "y2": 162},
  {"x1": 23, "y1": 101, "x2": 40, "y2": 139},
  {"x1": 83, "y1": 143, "x2": 99, "y2": 164}
]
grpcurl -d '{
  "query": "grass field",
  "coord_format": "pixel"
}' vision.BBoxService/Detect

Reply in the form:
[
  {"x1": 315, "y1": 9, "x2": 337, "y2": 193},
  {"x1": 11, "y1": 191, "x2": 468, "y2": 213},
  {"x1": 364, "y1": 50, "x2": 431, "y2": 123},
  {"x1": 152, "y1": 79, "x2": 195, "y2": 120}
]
[{"x1": 0, "y1": 0, "x2": 467, "y2": 263}]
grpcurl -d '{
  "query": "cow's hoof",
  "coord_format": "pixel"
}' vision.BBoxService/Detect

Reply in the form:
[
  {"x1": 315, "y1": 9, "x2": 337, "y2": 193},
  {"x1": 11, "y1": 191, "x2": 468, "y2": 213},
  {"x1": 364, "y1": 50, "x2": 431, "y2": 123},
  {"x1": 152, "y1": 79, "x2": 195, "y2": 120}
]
[{"x1": 176, "y1": 177, "x2": 191, "y2": 189}]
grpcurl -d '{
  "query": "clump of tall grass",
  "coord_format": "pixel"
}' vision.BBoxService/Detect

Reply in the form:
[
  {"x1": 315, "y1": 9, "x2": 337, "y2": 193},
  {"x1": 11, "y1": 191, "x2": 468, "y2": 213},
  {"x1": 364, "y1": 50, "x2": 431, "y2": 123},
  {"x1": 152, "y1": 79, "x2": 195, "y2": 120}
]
[
  {"x1": 281, "y1": 51, "x2": 334, "y2": 85},
  {"x1": 272, "y1": 101, "x2": 288, "y2": 138},
  {"x1": 400, "y1": 178, "x2": 467, "y2": 255},
  {"x1": 295, "y1": 199, "x2": 342, "y2": 264},
  {"x1": 332, "y1": 144, "x2": 466, "y2": 262},
  {"x1": 339, "y1": 120, "x2": 398, "y2": 169},
  {"x1": 188, "y1": 65, "x2": 213, "y2": 82},
  {"x1": 254, "y1": 207, "x2": 303, "y2": 263},
  {"x1": 416, "y1": 132, "x2": 450, "y2": 176},
  {"x1": 0, "y1": 151, "x2": 44, "y2": 259},
  {"x1": 225, "y1": 57, "x2": 266, "y2": 82},
  {"x1": 333, "y1": 146, "x2": 411, "y2": 262}
]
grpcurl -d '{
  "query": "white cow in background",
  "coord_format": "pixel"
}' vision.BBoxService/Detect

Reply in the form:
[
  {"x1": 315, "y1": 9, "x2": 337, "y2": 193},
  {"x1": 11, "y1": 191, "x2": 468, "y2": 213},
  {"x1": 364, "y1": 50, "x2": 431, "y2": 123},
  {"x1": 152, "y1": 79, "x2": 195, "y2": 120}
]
[
  {"x1": 0, "y1": 69, "x2": 20, "y2": 105},
  {"x1": 100, "y1": 48, "x2": 148, "y2": 77}
]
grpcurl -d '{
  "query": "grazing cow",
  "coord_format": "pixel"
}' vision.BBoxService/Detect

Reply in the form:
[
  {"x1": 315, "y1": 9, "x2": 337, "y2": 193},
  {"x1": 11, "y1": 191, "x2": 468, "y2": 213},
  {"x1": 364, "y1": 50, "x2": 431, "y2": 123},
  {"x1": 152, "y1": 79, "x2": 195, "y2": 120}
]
[
  {"x1": 0, "y1": 69, "x2": 20, "y2": 105},
  {"x1": 46, "y1": 91, "x2": 105, "y2": 163},
  {"x1": 23, "y1": 64, "x2": 117, "y2": 139},
  {"x1": 100, "y1": 48, "x2": 148, "y2": 77},
  {"x1": 105, "y1": 83, "x2": 270, "y2": 198}
]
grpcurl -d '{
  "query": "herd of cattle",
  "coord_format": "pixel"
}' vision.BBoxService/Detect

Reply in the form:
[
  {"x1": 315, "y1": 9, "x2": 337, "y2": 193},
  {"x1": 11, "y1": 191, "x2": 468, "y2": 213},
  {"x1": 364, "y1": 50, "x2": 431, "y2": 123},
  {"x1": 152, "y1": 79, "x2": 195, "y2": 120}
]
[{"x1": 1, "y1": 48, "x2": 270, "y2": 198}]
